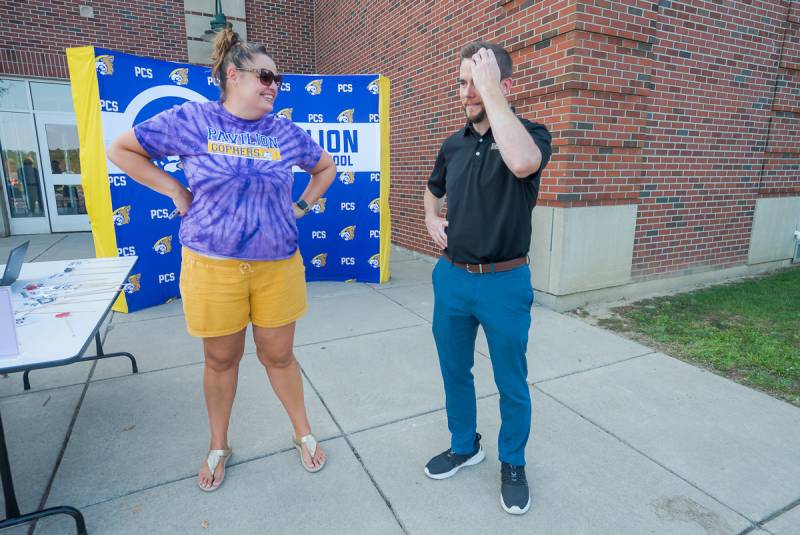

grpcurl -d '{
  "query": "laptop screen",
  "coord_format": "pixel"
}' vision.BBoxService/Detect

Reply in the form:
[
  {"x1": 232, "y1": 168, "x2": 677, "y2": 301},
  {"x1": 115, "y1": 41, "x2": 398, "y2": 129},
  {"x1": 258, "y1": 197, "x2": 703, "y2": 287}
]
[{"x1": 0, "y1": 241, "x2": 29, "y2": 286}]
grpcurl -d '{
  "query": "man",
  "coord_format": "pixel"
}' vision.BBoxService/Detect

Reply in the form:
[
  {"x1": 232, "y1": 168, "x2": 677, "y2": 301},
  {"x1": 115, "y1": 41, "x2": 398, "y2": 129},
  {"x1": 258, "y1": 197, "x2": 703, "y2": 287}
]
[
  {"x1": 423, "y1": 41, "x2": 552, "y2": 515},
  {"x1": 21, "y1": 157, "x2": 43, "y2": 216}
]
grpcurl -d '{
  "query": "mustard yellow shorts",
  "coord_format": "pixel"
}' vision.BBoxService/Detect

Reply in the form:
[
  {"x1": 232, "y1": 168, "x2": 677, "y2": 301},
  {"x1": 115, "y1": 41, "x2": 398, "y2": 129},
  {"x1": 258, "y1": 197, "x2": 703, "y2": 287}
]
[{"x1": 179, "y1": 247, "x2": 308, "y2": 338}]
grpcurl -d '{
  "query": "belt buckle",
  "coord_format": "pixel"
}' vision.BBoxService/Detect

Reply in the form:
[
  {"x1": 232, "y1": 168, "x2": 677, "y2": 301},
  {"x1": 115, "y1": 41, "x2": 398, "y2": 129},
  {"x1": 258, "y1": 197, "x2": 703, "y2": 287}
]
[{"x1": 465, "y1": 263, "x2": 483, "y2": 274}]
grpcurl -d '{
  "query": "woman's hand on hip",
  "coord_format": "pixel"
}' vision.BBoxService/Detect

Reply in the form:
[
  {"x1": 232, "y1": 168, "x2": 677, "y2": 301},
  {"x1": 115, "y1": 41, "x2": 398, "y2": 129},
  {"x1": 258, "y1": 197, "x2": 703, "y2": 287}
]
[{"x1": 170, "y1": 186, "x2": 194, "y2": 217}]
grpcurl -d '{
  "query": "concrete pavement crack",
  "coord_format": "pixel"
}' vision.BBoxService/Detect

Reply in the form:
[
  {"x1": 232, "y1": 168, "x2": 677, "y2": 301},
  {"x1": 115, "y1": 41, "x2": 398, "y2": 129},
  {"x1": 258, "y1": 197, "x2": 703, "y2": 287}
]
[
  {"x1": 530, "y1": 350, "x2": 657, "y2": 386},
  {"x1": 536, "y1": 386, "x2": 760, "y2": 533},
  {"x1": 738, "y1": 496, "x2": 800, "y2": 534},
  {"x1": 30, "y1": 234, "x2": 69, "y2": 262},
  {"x1": 298, "y1": 363, "x2": 410, "y2": 534}
]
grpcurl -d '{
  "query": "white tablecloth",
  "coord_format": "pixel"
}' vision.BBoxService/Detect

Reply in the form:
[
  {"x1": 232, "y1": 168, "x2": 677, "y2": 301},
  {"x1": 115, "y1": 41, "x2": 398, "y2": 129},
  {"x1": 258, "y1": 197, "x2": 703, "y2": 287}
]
[{"x1": 0, "y1": 256, "x2": 137, "y2": 371}]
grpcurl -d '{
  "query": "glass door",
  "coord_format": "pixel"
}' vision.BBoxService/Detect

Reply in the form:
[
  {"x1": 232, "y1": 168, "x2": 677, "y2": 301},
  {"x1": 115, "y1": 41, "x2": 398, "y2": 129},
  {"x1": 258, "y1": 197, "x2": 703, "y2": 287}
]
[
  {"x1": 0, "y1": 111, "x2": 51, "y2": 234},
  {"x1": 35, "y1": 113, "x2": 89, "y2": 232}
]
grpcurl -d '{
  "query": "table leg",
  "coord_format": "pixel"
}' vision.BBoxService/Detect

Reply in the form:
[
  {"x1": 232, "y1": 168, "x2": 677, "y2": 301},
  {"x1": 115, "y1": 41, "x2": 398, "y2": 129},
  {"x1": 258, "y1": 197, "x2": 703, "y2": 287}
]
[
  {"x1": 0, "y1": 409, "x2": 20, "y2": 518},
  {"x1": 23, "y1": 332, "x2": 138, "y2": 390},
  {"x1": 0, "y1": 410, "x2": 87, "y2": 534},
  {"x1": 0, "y1": 505, "x2": 87, "y2": 534}
]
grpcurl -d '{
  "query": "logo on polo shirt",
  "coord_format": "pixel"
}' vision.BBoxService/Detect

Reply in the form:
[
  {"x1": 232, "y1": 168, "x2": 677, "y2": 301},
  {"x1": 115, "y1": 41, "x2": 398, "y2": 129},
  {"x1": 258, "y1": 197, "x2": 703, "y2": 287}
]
[
  {"x1": 369, "y1": 254, "x2": 380, "y2": 269},
  {"x1": 95, "y1": 55, "x2": 114, "y2": 75},
  {"x1": 337, "y1": 109, "x2": 355, "y2": 123},
  {"x1": 276, "y1": 108, "x2": 293, "y2": 120},
  {"x1": 339, "y1": 225, "x2": 356, "y2": 241},
  {"x1": 169, "y1": 68, "x2": 189, "y2": 86},
  {"x1": 311, "y1": 253, "x2": 328, "y2": 268},
  {"x1": 305, "y1": 79, "x2": 323, "y2": 95},
  {"x1": 153, "y1": 236, "x2": 173, "y2": 255},
  {"x1": 112, "y1": 205, "x2": 131, "y2": 226},
  {"x1": 339, "y1": 171, "x2": 355, "y2": 185},
  {"x1": 490, "y1": 142, "x2": 499, "y2": 150}
]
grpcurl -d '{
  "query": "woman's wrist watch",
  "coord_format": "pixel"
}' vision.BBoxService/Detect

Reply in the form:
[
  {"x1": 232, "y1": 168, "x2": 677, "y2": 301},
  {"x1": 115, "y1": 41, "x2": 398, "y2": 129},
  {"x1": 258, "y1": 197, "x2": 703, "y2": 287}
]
[{"x1": 295, "y1": 199, "x2": 310, "y2": 213}]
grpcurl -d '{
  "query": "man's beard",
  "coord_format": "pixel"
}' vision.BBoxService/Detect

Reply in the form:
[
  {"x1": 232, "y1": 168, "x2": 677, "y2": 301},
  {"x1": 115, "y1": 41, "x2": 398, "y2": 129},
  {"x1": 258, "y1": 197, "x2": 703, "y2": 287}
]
[{"x1": 464, "y1": 104, "x2": 486, "y2": 125}]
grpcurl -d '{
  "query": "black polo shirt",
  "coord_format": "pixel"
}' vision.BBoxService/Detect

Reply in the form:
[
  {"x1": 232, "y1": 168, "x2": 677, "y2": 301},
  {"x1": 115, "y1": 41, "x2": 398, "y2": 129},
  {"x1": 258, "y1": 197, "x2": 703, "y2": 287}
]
[{"x1": 427, "y1": 118, "x2": 552, "y2": 264}]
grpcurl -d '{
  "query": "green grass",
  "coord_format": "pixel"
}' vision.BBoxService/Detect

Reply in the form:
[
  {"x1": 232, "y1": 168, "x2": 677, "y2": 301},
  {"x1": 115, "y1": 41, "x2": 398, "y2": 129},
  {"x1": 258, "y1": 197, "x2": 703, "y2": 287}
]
[{"x1": 597, "y1": 268, "x2": 800, "y2": 406}]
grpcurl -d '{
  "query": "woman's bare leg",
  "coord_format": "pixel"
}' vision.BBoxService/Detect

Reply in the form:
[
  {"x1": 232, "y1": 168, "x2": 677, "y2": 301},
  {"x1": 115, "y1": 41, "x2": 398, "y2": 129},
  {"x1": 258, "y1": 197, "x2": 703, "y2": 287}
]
[{"x1": 254, "y1": 323, "x2": 326, "y2": 469}]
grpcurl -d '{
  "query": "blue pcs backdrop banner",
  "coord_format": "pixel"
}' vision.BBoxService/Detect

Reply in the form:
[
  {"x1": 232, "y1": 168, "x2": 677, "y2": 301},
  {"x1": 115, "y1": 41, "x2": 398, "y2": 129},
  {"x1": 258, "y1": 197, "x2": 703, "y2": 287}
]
[{"x1": 68, "y1": 47, "x2": 391, "y2": 313}]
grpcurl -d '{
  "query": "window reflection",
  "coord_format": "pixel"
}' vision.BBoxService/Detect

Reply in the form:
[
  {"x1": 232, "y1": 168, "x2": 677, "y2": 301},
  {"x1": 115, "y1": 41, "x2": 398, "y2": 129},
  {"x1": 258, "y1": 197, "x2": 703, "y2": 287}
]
[
  {"x1": 54, "y1": 184, "x2": 87, "y2": 215},
  {"x1": 0, "y1": 113, "x2": 44, "y2": 218},
  {"x1": 30, "y1": 82, "x2": 73, "y2": 113},
  {"x1": 45, "y1": 124, "x2": 81, "y2": 174},
  {"x1": 0, "y1": 80, "x2": 30, "y2": 110}
]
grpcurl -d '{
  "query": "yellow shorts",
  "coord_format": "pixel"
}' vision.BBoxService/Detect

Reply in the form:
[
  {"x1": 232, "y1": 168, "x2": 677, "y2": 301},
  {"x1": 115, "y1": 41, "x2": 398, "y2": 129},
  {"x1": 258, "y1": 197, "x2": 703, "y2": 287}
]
[{"x1": 179, "y1": 247, "x2": 308, "y2": 338}]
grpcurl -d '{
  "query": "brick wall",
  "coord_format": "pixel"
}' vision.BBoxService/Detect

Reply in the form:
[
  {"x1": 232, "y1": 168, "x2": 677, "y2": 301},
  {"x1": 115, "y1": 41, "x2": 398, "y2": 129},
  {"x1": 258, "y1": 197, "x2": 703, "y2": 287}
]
[
  {"x1": 2, "y1": 0, "x2": 796, "y2": 281},
  {"x1": 0, "y1": 1, "x2": 187, "y2": 79},
  {"x1": 315, "y1": 0, "x2": 800, "y2": 281},
  {"x1": 314, "y1": 0, "x2": 582, "y2": 256},
  {"x1": 246, "y1": 1, "x2": 316, "y2": 74},
  {"x1": 0, "y1": 0, "x2": 317, "y2": 80},
  {"x1": 632, "y1": 0, "x2": 795, "y2": 277}
]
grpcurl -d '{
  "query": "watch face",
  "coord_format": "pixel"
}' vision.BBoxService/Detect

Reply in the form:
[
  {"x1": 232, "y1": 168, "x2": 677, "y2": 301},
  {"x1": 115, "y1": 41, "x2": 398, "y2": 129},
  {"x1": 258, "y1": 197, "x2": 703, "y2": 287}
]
[{"x1": 296, "y1": 200, "x2": 308, "y2": 210}]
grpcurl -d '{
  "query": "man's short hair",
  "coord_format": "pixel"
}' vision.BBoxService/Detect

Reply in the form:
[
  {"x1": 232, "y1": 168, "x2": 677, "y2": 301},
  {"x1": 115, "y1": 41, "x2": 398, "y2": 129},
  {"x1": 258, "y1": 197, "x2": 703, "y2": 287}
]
[{"x1": 460, "y1": 41, "x2": 513, "y2": 79}]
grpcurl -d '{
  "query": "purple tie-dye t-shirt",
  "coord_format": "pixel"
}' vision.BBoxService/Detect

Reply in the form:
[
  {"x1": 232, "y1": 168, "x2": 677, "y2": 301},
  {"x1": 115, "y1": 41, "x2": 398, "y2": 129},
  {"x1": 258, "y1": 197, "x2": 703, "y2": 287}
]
[{"x1": 133, "y1": 101, "x2": 322, "y2": 260}]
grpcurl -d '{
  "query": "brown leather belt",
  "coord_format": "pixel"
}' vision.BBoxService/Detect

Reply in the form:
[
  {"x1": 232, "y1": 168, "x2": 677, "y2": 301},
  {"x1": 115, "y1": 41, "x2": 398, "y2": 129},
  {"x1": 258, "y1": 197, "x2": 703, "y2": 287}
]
[{"x1": 443, "y1": 254, "x2": 529, "y2": 274}]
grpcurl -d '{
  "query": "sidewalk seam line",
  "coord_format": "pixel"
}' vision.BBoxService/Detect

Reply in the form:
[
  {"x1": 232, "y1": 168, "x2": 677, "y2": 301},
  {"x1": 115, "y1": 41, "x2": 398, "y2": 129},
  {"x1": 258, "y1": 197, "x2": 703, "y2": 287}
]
[
  {"x1": 26, "y1": 323, "x2": 107, "y2": 534},
  {"x1": 746, "y1": 495, "x2": 800, "y2": 533},
  {"x1": 29, "y1": 234, "x2": 69, "y2": 262},
  {"x1": 536, "y1": 386, "x2": 759, "y2": 531},
  {"x1": 531, "y1": 350, "x2": 657, "y2": 386},
  {"x1": 368, "y1": 284, "x2": 432, "y2": 324},
  {"x1": 72, "y1": 439, "x2": 345, "y2": 510},
  {"x1": 345, "y1": 392, "x2": 499, "y2": 438},
  {"x1": 298, "y1": 364, "x2": 410, "y2": 535},
  {"x1": 294, "y1": 322, "x2": 429, "y2": 348}
]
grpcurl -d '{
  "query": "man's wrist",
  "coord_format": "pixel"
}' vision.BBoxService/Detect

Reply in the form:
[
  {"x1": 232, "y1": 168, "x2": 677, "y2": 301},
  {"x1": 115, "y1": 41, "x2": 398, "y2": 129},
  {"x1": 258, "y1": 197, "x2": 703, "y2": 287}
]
[
  {"x1": 295, "y1": 199, "x2": 311, "y2": 213},
  {"x1": 477, "y1": 81, "x2": 503, "y2": 97},
  {"x1": 479, "y1": 85, "x2": 507, "y2": 111}
]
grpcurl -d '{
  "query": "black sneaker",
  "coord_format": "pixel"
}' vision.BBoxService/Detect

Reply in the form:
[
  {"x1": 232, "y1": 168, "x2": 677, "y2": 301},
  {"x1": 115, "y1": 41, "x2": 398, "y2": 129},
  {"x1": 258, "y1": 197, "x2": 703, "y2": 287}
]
[
  {"x1": 424, "y1": 433, "x2": 485, "y2": 480},
  {"x1": 500, "y1": 462, "x2": 531, "y2": 514}
]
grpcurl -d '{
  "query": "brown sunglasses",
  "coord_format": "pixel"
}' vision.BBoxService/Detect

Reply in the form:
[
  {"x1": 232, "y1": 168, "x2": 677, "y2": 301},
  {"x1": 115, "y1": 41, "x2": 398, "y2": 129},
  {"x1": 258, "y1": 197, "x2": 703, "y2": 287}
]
[{"x1": 236, "y1": 68, "x2": 283, "y2": 87}]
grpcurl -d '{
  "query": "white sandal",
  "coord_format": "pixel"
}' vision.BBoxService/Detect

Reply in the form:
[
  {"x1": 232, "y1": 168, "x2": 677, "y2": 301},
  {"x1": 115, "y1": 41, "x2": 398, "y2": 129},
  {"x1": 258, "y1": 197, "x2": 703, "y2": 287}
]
[
  {"x1": 198, "y1": 447, "x2": 232, "y2": 492},
  {"x1": 293, "y1": 434, "x2": 326, "y2": 473}
]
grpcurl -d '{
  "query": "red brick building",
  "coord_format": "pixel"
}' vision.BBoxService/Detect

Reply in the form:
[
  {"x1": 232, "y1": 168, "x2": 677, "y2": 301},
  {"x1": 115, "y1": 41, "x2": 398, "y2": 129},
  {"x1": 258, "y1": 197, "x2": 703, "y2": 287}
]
[{"x1": 1, "y1": 0, "x2": 798, "y2": 307}]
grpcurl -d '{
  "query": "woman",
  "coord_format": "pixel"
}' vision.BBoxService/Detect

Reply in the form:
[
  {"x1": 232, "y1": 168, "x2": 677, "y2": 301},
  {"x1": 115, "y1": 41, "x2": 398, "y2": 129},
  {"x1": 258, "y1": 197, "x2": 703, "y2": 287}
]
[{"x1": 108, "y1": 27, "x2": 336, "y2": 491}]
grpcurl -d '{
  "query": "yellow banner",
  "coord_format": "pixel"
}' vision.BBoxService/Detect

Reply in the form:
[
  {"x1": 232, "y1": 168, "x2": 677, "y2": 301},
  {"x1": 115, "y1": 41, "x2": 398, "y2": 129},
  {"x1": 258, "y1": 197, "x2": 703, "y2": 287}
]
[
  {"x1": 378, "y1": 76, "x2": 392, "y2": 284},
  {"x1": 67, "y1": 46, "x2": 128, "y2": 312}
]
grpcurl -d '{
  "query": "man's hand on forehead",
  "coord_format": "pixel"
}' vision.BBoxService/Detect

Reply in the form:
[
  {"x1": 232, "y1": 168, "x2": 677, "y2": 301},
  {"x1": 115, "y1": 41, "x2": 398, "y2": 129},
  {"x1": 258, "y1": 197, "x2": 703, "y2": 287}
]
[{"x1": 470, "y1": 47, "x2": 502, "y2": 94}]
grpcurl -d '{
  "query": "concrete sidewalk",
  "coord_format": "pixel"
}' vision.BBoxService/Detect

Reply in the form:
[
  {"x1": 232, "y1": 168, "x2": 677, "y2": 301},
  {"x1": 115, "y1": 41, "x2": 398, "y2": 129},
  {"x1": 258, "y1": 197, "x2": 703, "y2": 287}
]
[{"x1": 1, "y1": 233, "x2": 798, "y2": 534}]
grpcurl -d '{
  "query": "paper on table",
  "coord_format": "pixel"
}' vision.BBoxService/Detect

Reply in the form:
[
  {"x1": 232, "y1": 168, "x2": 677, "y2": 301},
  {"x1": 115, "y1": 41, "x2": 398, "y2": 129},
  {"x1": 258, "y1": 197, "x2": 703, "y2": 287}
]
[{"x1": 0, "y1": 287, "x2": 20, "y2": 361}]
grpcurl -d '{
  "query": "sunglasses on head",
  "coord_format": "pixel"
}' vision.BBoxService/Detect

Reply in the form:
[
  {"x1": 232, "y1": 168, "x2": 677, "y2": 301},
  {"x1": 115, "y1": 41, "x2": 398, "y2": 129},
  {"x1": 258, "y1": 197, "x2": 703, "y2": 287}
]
[{"x1": 237, "y1": 68, "x2": 283, "y2": 87}]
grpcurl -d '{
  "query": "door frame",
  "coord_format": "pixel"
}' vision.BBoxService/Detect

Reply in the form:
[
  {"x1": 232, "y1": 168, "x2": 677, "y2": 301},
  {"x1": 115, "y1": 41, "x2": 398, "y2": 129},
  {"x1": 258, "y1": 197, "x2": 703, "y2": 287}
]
[
  {"x1": 0, "y1": 110, "x2": 53, "y2": 235},
  {"x1": 34, "y1": 111, "x2": 90, "y2": 233}
]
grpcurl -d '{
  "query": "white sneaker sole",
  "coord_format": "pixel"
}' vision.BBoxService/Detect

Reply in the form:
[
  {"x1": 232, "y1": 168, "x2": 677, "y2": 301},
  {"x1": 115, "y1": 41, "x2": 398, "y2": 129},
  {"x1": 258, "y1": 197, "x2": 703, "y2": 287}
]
[
  {"x1": 500, "y1": 492, "x2": 531, "y2": 515},
  {"x1": 424, "y1": 446, "x2": 485, "y2": 480}
]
